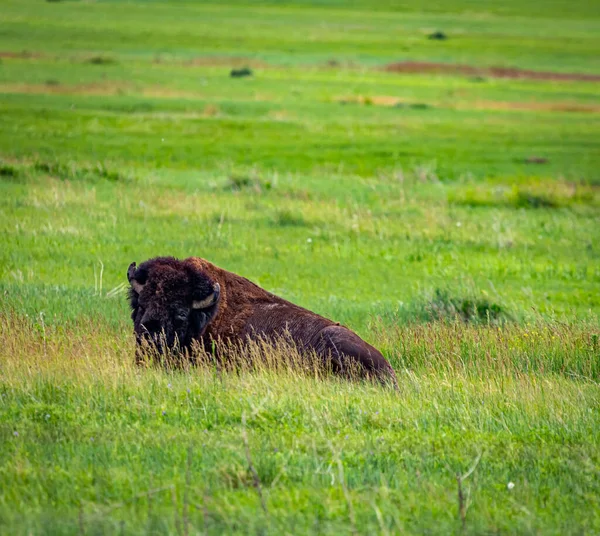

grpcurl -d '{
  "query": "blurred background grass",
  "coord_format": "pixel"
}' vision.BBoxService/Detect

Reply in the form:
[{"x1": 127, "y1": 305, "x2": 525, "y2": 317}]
[{"x1": 1, "y1": 0, "x2": 599, "y2": 533}]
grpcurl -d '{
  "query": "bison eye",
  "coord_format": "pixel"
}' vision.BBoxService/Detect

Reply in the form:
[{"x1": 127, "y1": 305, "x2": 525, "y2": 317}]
[{"x1": 174, "y1": 312, "x2": 188, "y2": 326}]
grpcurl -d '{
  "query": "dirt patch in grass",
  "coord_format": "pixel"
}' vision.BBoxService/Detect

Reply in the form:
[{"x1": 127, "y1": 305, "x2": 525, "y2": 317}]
[
  {"x1": 335, "y1": 94, "x2": 600, "y2": 114},
  {"x1": 141, "y1": 87, "x2": 206, "y2": 99},
  {"x1": 0, "y1": 83, "x2": 213, "y2": 102},
  {"x1": 0, "y1": 82, "x2": 278, "y2": 107},
  {"x1": 468, "y1": 100, "x2": 600, "y2": 113},
  {"x1": 0, "y1": 51, "x2": 45, "y2": 60},
  {"x1": 383, "y1": 61, "x2": 600, "y2": 82},
  {"x1": 337, "y1": 95, "x2": 431, "y2": 107},
  {"x1": 0, "y1": 82, "x2": 131, "y2": 96},
  {"x1": 180, "y1": 56, "x2": 270, "y2": 68}
]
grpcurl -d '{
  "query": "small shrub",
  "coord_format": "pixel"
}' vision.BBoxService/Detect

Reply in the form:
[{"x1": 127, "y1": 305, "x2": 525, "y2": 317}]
[
  {"x1": 0, "y1": 163, "x2": 19, "y2": 178},
  {"x1": 429, "y1": 290, "x2": 506, "y2": 323},
  {"x1": 230, "y1": 67, "x2": 253, "y2": 78},
  {"x1": 87, "y1": 56, "x2": 116, "y2": 65},
  {"x1": 428, "y1": 31, "x2": 448, "y2": 40}
]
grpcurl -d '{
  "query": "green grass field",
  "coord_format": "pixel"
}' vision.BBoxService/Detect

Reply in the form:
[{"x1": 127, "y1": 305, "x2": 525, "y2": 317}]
[{"x1": 1, "y1": 0, "x2": 599, "y2": 534}]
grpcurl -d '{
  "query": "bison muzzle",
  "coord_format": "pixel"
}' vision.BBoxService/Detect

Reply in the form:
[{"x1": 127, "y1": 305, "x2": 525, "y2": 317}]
[{"x1": 127, "y1": 256, "x2": 397, "y2": 386}]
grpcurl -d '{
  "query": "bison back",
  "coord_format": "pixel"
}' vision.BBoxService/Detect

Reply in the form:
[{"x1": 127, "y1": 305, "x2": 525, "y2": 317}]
[{"x1": 230, "y1": 299, "x2": 397, "y2": 387}]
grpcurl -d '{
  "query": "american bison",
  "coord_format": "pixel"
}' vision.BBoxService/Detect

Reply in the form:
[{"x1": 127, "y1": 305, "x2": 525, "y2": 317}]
[{"x1": 127, "y1": 256, "x2": 397, "y2": 386}]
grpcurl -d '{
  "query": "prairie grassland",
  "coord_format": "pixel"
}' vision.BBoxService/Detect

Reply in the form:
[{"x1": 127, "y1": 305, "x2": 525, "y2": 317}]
[
  {"x1": 1, "y1": 0, "x2": 600, "y2": 534},
  {"x1": 2, "y1": 313, "x2": 600, "y2": 535}
]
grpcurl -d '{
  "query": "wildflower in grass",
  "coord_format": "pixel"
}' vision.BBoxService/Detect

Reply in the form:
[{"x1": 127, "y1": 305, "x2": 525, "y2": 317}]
[
  {"x1": 167, "y1": 383, "x2": 172, "y2": 389},
  {"x1": 162, "y1": 410, "x2": 166, "y2": 416},
  {"x1": 45, "y1": 414, "x2": 50, "y2": 420},
  {"x1": 13, "y1": 431, "x2": 18, "y2": 437},
  {"x1": 507, "y1": 482, "x2": 515, "y2": 490}
]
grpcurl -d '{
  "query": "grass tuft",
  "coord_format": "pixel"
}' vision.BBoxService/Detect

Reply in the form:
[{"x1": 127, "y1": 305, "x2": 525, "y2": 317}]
[
  {"x1": 449, "y1": 180, "x2": 598, "y2": 209},
  {"x1": 33, "y1": 159, "x2": 132, "y2": 183},
  {"x1": 225, "y1": 174, "x2": 272, "y2": 193},
  {"x1": 405, "y1": 288, "x2": 509, "y2": 324},
  {"x1": 513, "y1": 189, "x2": 557, "y2": 208},
  {"x1": 270, "y1": 208, "x2": 307, "y2": 227}
]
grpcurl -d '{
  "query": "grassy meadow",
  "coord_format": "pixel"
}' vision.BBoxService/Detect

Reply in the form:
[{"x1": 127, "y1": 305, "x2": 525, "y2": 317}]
[{"x1": 1, "y1": 0, "x2": 600, "y2": 534}]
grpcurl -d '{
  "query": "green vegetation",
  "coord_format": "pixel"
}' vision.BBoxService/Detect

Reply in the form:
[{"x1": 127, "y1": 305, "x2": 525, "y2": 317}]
[{"x1": 1, "y1": 0, "x2": 599, "y2": 534}]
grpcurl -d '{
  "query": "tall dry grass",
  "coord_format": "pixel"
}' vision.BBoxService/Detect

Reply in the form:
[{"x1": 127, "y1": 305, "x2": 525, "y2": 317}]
[{"x1": 1, "y1": 311, "x2": 600, "y2": 534}]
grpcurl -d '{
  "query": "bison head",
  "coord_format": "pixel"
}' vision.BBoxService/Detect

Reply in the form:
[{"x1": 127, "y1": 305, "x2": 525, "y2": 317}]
[{"x1": 127, "y1": 257, "x2": 220, "y2": 357}]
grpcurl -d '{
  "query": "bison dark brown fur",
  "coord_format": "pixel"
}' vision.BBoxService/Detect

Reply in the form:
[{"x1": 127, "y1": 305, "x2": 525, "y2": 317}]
[{"x1": 127, "y1": 256, "x2": 397, "y2": 386}]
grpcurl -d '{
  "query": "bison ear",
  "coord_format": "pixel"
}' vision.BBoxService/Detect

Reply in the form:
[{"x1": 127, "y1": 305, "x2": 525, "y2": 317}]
[
  {"x1": 192, "y1": 283, "x2": 220, "y2": 310},
  {"x1": 127, "y1": 262, "x2": 137, "y2": 282},
  {"x1": 127, "y1": 262, "x2": 145, "y2": 294}
]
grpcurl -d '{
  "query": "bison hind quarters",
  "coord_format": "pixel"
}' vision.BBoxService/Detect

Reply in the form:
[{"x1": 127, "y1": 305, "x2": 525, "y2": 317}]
[{"x1": 316, "y1": 325, "x2": 398, "y2": 389}]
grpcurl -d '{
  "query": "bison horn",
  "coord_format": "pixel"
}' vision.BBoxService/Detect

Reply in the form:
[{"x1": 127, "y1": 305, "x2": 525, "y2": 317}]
[
  {"x1": 127, "y1": 262, "x2": 145, "y2": 294},
  {"x1": 193, "y1": 283, "x2": 220, "y2": 309}
]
